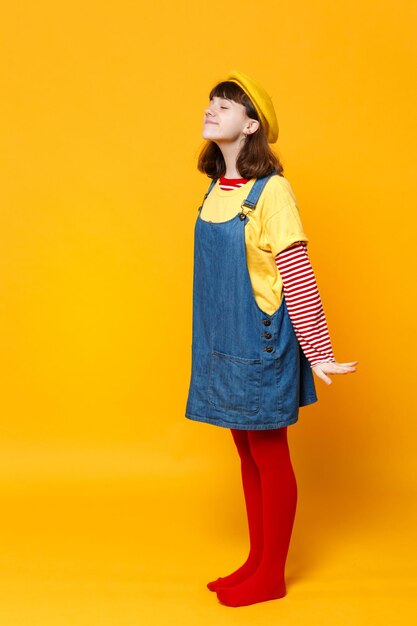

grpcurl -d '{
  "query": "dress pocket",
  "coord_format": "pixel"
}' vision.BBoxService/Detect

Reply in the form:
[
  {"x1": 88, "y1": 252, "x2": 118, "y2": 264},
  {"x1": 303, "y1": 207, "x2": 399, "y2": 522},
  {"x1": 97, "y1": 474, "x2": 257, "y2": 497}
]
[{"x1": 208, "y1": 350, "x2": 262, "y2": 413}]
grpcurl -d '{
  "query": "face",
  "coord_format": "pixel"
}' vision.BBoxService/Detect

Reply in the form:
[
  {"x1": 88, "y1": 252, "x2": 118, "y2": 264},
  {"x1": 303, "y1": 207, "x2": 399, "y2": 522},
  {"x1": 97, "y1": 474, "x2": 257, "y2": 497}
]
[{"x1": 203, "y1": 96, "x2": 256, "y2": 144}]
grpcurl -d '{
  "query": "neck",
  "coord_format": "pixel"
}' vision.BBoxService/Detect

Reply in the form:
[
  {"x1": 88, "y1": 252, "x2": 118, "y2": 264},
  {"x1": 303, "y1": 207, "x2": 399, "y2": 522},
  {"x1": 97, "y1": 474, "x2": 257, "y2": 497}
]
[{"x1": 215, "y1": 138, "x2": 245, "y2": 178}]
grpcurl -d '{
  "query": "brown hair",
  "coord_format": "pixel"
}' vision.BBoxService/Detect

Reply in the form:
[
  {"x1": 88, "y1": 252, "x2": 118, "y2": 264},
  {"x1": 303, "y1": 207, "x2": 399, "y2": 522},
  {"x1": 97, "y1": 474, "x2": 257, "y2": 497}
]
[{"x1": 197, "y1": 80, "x2": 284, "y2": 180}]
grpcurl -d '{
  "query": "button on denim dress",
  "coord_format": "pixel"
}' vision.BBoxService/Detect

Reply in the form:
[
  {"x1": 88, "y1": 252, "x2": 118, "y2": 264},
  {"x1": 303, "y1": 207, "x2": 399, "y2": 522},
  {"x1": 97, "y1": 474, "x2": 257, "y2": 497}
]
[{"x1": 185, "y1": 172, "x2": 317, "y2": 430}]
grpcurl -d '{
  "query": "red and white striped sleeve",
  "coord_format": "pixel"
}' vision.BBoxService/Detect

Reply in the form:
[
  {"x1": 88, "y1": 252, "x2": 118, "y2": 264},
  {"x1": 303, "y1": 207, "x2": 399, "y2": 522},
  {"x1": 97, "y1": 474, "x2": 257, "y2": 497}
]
[{"x1": 275, "y1": 241, "x2": 336, "y2": 368}]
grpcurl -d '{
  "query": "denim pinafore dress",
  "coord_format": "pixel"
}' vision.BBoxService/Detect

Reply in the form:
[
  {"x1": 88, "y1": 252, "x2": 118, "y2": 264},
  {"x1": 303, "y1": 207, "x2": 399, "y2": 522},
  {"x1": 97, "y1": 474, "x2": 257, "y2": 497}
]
[{"x1": 185, "y1": 172, "x2": 317, "y2": 431}]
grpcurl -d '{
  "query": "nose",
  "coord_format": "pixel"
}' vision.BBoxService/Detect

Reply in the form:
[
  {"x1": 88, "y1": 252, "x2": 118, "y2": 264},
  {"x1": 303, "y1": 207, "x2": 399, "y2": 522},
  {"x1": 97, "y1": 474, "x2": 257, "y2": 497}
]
[{"x1": 205, "y1": 100, "x2": 218, "y2": 115}]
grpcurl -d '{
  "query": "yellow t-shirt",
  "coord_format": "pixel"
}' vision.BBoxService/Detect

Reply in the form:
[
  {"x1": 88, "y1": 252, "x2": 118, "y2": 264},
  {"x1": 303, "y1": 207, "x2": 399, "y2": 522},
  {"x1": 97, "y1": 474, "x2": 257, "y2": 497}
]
[{"x1": 199, "y1": 174, "x2": 309, "y2": 316}]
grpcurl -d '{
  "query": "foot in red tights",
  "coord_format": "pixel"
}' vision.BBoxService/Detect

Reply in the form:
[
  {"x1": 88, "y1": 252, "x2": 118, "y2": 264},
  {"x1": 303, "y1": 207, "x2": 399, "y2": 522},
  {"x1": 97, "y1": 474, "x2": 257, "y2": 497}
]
[
  {"x1": 207, "y1": 428, "x2": 263, "y2": 591},
  {"x1": 215, "y1": 427, "x2": 297, "y2": 606}
]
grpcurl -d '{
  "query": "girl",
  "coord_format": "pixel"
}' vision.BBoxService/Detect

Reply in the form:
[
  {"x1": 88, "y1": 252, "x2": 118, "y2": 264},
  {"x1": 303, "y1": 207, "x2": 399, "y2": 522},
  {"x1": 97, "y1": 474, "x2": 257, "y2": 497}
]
[{"x1": 184, "y1": 69, "x2": 358, "y2": 608}]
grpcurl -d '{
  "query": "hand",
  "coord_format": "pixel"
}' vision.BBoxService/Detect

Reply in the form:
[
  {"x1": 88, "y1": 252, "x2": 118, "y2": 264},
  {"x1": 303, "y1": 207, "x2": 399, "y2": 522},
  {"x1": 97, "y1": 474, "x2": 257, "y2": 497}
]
[{"x1": 312, "y1": 360, "x2": 359, "y2": 386}]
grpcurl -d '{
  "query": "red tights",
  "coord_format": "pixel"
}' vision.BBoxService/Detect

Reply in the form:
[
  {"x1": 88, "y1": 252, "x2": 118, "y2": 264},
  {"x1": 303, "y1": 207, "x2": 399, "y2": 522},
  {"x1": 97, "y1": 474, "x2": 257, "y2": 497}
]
[{"x1": 207, "y1": 426, "x2": 298, "y2": 607}]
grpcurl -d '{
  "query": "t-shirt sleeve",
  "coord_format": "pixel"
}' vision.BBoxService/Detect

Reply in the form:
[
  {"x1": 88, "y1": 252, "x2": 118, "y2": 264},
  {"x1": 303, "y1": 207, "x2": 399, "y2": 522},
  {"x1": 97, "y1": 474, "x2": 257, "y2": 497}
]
[{"x1": 260, "y1": 202, "x2": 309, "y2": 258}]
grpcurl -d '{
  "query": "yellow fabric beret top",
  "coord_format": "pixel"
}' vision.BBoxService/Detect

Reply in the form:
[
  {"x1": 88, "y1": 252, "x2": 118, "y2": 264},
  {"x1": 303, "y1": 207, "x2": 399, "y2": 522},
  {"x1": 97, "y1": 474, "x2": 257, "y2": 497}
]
[{"x1": 225, "y1": 69, "x2": 279, "y2": 144}]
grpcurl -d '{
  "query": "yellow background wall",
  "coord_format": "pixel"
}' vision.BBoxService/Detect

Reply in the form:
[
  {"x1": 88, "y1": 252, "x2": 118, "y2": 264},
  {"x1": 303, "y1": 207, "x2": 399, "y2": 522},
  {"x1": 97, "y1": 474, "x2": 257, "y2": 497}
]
[{"x1": 0, "y1": 1, "x2": 416, "y2": 623}]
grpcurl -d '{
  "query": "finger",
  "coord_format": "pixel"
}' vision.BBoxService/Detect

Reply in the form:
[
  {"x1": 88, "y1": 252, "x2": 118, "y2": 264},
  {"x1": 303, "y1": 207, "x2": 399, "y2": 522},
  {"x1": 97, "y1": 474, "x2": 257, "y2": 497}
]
[
  {"x1": 317, "y1": 365, "x2": 356, "y2": 376},
  {"x1": 332, "y1": 363, "x2": 358, "y2": 371},
  {"x1": 339, "y1": 361, "x2": 359, "y2": 366},
  {"x1": 315, "y1": 369, "x2": 332, "y2": 385}
]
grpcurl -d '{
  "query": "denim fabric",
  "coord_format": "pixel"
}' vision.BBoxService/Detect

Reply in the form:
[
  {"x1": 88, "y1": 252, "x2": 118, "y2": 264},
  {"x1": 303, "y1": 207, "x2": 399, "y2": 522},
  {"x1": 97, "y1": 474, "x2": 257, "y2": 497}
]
[{"x1": 185, "y1": 173, "x2": 317, "y2": 430}]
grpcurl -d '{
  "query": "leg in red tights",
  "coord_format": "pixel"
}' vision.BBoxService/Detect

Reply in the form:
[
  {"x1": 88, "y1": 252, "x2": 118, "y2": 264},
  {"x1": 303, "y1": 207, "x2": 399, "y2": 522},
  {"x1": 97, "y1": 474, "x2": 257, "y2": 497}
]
[
  {"x1": 216, "y1": 426, "x2": 298, "y2": 607},
  {"x1": 207, "y1": 428, "x2": 263, "y2": 591}
]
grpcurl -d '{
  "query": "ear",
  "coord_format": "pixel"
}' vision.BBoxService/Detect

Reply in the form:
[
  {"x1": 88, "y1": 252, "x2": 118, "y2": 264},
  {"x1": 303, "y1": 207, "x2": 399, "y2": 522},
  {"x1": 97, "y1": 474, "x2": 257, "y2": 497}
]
[{"x1": 245, "y1": 119, "x2": 260, "y2": 135}]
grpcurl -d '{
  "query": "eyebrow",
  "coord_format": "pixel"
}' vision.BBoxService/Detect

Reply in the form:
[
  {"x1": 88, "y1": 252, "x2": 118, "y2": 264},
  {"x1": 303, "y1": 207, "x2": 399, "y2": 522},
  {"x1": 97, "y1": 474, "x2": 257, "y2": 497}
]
[{"x1": 210, "y1": 96, "x2": 232, "y2": 103}]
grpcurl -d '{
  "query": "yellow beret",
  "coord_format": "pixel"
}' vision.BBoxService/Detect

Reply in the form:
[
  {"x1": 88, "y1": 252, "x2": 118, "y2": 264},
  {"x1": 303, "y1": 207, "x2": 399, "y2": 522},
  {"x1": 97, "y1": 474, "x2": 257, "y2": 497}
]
[{"x1": 225, "y1": 69, "x2": 279, "y2": 143}]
